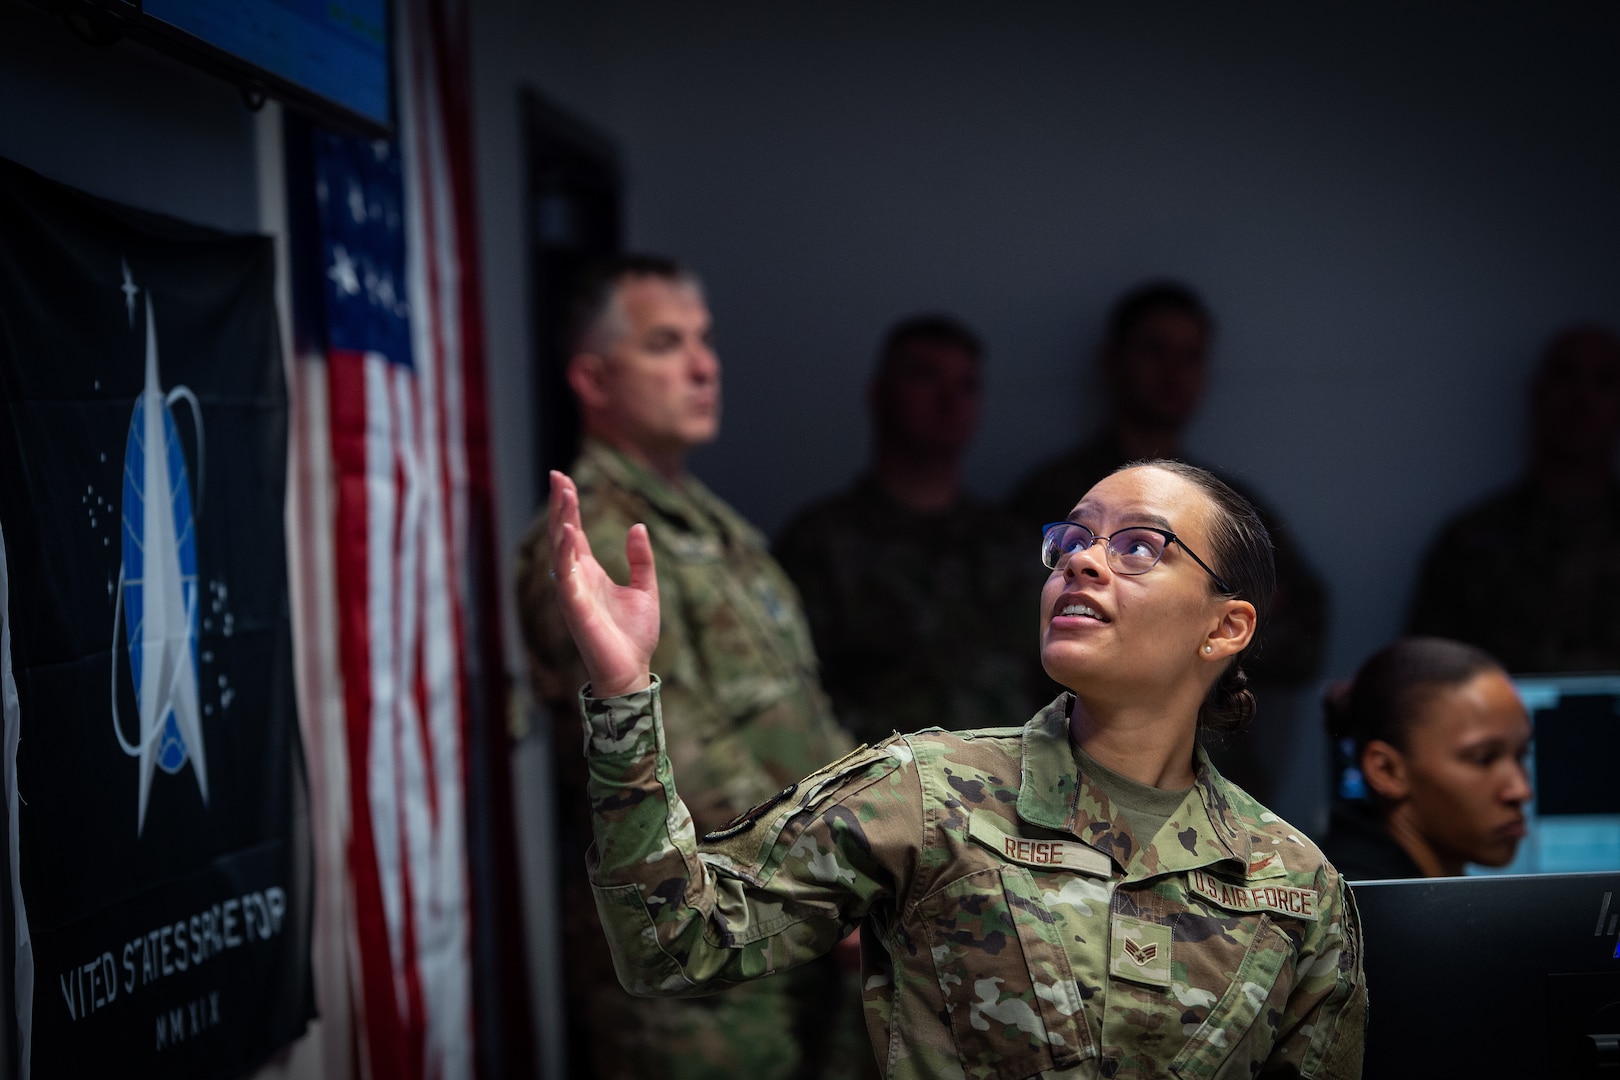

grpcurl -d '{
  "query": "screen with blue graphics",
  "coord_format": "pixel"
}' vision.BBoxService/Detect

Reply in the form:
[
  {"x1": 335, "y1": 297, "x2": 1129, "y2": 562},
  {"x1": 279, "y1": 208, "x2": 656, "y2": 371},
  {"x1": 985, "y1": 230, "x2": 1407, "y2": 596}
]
[{"x1": 142, "y1": 0, "x2": 390, "y2": 133}]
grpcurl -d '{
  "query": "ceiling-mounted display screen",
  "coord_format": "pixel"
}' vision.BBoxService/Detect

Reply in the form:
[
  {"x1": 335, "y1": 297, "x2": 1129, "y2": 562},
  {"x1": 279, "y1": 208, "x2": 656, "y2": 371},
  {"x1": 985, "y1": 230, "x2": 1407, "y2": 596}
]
[
  {"x1": 143, "y1": 0, "x2": 390, "y2": 134},
  {"x1": 45, "y1": 0, "x2": 392, "y2": 137}
]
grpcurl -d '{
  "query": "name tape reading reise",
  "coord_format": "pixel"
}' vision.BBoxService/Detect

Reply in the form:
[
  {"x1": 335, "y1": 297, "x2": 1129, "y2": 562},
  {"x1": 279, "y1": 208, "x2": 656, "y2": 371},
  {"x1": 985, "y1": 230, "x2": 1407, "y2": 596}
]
[{"x1": 968, "y1": 811, "x2": 1113, "y2": 877}]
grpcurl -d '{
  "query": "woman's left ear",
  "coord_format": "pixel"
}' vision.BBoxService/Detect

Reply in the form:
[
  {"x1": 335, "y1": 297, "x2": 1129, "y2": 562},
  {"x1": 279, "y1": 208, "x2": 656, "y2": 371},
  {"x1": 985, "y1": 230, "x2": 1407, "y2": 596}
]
[{"x1": 1203, "y1": 599, "x2": 1256, "y2": 660}]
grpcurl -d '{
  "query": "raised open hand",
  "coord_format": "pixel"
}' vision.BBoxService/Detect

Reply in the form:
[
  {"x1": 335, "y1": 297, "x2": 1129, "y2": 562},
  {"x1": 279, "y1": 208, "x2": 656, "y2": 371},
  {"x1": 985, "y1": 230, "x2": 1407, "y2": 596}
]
[{"x1": 547, "y1": 469, "x2": 660, "y2": 698}]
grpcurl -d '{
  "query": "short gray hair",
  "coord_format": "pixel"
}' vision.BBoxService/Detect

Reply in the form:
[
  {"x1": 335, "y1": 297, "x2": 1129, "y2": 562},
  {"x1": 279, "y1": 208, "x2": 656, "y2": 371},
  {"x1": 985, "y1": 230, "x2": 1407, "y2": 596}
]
[{"x1": 568, "y1": 254, "x2": 704, "y2": 355}]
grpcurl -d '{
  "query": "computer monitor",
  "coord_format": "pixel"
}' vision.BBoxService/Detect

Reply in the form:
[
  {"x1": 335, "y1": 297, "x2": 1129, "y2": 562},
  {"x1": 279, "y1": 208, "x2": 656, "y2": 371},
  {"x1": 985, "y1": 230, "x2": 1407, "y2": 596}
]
[
  {"x1": 1331, "y1": 672, "x2": 1620, "y2": 875},
  {"x1": 1354, "y1": 872, "x2": 1620, "y2": 1078}
]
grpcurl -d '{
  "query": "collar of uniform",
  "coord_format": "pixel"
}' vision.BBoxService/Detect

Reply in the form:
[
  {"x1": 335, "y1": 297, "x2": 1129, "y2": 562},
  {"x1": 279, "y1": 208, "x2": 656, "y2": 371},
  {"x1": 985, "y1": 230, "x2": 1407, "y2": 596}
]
[
  {"x1": 1193, "y1": 747, "x2": 1253, "y2": 856},
  {"x1": 1014, "y1": 695, "x2": 1085, "y2": 835},
  {"x1": 1017, "y1": 693, "x2": 1249, "y2": 876},
  {"x1": 578, "y1": 437, "x2": 697, "y2": 524},
  {"x1": 577, "y1": 437, "x2": 762, "y2": 548},
  {"x1": 1140, "y1": 746, "x2": 1251, "y2": 878}
]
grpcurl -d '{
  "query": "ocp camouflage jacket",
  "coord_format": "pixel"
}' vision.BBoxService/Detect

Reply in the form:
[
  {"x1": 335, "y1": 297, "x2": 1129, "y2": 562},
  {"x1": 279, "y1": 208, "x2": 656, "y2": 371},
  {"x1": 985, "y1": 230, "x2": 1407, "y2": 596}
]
[{"x1": 584, "y1": 681, "x2": 1367, "y2": 1080}]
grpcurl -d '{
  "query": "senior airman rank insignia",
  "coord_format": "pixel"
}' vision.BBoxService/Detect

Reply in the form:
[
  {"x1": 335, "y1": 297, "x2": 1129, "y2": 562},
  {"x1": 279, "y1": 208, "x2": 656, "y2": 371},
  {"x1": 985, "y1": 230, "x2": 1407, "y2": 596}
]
[{"x1": 1110, "y1": 917, "x2": 1172, "y2": 988}]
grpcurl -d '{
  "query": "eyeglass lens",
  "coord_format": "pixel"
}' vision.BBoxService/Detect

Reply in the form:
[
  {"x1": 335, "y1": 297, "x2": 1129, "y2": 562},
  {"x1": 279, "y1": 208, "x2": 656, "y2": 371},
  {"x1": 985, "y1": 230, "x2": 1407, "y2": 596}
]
[{"x1": 1040, "y1": 524, "x2": 1167, "y2": 573}]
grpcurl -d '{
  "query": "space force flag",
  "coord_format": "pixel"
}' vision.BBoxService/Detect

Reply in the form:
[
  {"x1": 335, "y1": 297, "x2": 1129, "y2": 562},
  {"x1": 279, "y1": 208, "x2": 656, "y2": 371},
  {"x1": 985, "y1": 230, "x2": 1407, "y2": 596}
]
[{"x1": 0, "y1": 156, "x2": 314, "y2": 1078}]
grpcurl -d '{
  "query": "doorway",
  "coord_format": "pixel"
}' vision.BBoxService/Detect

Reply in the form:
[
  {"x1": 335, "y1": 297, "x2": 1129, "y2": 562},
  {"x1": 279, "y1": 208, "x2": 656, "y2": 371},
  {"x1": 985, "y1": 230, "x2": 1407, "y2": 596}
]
[{"x1": 522, "y1": 89, "x2": 624, "y2": 484}]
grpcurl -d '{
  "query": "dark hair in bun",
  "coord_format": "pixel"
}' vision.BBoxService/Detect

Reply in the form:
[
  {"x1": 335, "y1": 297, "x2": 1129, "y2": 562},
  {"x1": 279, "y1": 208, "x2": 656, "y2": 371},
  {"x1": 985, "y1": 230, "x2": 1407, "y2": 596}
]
[
  {"x1": 1326, "y1": 637, "x2": 1501, "y2": 754},
  {"x1": 1112, "y1": 460, "x2": 1276, "y2": 736}
]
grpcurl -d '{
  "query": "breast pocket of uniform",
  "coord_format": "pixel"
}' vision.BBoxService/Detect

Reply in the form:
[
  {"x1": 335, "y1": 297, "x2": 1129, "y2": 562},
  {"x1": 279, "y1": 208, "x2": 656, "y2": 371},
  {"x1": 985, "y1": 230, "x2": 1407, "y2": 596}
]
[
  {"x1": 664, "y1": 542, "x2": 776, "y2": 694},
  {"x1": 922, "y1": 865, "x2": 1095, "y2": 1080},
  {"x1": 1168, "y1": 913, "x2": 1294, "y2": 1080}
]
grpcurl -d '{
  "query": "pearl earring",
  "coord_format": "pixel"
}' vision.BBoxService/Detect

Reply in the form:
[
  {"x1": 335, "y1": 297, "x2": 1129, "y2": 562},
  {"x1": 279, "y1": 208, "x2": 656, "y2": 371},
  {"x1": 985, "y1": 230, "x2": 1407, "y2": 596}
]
[{"x1": 1204, "y1": 645, "x2": 1212, "y2": 654}]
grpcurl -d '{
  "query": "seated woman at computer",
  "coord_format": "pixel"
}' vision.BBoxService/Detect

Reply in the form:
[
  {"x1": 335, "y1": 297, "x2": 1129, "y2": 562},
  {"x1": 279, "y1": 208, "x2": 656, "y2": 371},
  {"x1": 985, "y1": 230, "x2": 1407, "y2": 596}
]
[{"x1": 1323, "y1": 637, "x2": 1533, "y2": 879}]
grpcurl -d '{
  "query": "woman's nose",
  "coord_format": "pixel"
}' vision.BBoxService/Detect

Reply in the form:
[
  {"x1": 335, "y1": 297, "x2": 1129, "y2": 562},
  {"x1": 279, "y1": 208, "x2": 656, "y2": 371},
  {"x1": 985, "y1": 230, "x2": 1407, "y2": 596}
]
[
  {"x1": 1064, "y1": 537, "x2": 1110, "y2": 579},
  {"x1": 1502, "y1": 760, "x2": 1533, "y2": 805}
]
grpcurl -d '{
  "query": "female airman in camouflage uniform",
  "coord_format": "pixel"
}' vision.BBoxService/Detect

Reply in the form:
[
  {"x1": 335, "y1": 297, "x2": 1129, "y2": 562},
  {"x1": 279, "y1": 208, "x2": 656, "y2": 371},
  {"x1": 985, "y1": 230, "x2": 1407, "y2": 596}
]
[{"x1": 547, "y1": 460, "x2": 1367, "y2": 1079}]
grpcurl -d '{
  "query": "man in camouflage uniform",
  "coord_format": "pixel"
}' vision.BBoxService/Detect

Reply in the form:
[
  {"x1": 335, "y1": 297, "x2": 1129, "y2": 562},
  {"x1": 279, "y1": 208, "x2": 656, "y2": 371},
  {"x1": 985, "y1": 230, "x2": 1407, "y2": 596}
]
[
  {"x1": 578, "y1": 681, "x2": 1366, "y2": 1079},
  {"x1": 1408, "y1": 325, "x2": 1620, "y2": 672},
  {"x1": 515, "y1": 255, "x2": 854, "y2": 1079},
  {"x1": 775, "y1": 316, "x2": 1048, "y2": 743}
]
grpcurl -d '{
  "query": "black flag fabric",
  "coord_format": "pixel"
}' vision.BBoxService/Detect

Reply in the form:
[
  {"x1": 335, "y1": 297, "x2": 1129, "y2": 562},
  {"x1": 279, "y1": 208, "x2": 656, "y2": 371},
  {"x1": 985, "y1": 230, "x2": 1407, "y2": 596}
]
[{"x1": 0, "y1": 157, "x2": 313, "y2": 1078}]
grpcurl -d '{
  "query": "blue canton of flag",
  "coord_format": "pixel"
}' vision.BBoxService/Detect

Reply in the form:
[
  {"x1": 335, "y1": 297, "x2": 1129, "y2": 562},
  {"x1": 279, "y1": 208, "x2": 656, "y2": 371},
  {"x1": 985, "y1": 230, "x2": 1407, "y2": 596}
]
[{"x1": 314, "y1": 134, "x2": 413, "y2": 368}]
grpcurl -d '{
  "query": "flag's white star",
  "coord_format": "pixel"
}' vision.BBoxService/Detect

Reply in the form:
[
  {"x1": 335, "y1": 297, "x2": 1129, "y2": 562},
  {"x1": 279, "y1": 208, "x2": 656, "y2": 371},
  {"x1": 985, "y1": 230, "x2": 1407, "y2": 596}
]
[
  {"x1": 348, "y1": 178, "x2": 367, "y2": 224},
  {"x1": 328, "y1": 244, "x2": 361, "y2": 296},
  {"x1": 121, "y1": 258, "x2": 138, "y2": 327},
  {"x1": 376, "y1": 272, "x2": 398, "y2": 311}
]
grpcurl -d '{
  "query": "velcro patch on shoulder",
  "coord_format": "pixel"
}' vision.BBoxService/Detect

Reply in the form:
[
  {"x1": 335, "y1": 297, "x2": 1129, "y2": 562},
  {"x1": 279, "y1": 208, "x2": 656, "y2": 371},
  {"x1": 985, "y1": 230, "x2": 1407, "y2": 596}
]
[
  {"x1": 1188, "y1": 869, "x2": 1319, "y2": 921},
  {"x1": 1246, "y1": 851, "x2": 1287, "y2": 879},
  {"x1": 968, "y1": 810, "x2": 1112, "y2": 877},
  {"x1": 794, "y1": 742, "x2": 883, "y2": 811},
  {"x1": 698, "y1": 742, "x2": 886, "y2": 846},
  {"x1": 702, "y1": 783, "x2": 797, "y2": 843}
]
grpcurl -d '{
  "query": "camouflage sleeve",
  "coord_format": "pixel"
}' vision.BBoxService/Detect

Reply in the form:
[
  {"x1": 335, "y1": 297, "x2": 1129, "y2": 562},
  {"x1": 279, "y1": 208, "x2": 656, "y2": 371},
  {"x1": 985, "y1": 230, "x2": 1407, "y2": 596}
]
[
  {"x1": 1263, "y1": 866, "x2": 1367, "y2": 1078},
  {"x1": 581, "y1": 679, "x2": 910, "y2": 999}
]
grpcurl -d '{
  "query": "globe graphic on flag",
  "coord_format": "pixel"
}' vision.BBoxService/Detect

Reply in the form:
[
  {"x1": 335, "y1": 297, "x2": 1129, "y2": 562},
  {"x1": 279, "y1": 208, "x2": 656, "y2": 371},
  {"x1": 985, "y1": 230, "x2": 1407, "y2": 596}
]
[
  {"x1": 121, "y1": 396, "x2": 197, "y2": 774},
  {"x1": 111, "y1": 288, "x2": 210, "y2": 834}
]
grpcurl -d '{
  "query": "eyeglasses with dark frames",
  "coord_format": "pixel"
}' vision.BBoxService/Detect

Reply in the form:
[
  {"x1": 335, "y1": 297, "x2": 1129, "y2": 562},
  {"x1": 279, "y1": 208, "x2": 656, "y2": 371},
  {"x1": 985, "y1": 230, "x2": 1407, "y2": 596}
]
[{"x1": 1039, "y1": 521, "x2": 1233, "y2": 594}]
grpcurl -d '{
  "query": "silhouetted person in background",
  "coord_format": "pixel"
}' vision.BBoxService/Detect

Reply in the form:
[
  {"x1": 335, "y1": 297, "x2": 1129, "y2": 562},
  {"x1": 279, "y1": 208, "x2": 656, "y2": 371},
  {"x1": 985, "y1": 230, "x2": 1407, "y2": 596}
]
[
  {"x1": 1322, "y1": 638, "x2": 1532, "y2": 879},
  {"x1": 1409, "y1": 325, "x2": 1620, "y2": 672},
  {"x1": 775, "y1": 316, "x2": 1046, "y2": 744},
  {"x1": 1007, "y1": 284, "x2": 1328, "y2": 805},
  {"x1": 1007, "y1": 282, "x2": 1327, "y2": 687}
]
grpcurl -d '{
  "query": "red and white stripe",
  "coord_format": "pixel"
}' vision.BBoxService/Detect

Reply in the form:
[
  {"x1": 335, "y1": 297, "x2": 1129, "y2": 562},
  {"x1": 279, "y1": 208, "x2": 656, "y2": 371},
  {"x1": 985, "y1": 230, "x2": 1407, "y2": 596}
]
[
  {"x1": 327, "y1": 340, "x2": 470, "y2": 1080},
  {"x1": 282, "y1": 0, "x2": 529, "y2": 1076},
  {"x1": 288, "y1": 3, "x2": 486, "y2": 1079}
]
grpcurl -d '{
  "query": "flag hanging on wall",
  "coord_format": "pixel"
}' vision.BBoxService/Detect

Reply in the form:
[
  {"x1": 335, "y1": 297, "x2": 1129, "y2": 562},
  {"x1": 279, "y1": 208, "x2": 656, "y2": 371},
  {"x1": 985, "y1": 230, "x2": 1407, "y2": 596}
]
[
  {"x1": 297, "y1": 124, "x2": 478, "y2": 1080},
  {"x1": 283, "y1": 1, "x2": 534, "y2": 1077},
  {"x1": 0, "y1": 156, "x2": 314, "y2": 1078}
]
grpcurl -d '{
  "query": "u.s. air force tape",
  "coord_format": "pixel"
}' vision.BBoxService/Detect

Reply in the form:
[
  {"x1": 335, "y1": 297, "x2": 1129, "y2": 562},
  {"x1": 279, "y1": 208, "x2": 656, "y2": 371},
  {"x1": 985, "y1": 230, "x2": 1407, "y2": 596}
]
[
  {"x1": 1188, "y1": 869, "x2": 1320, "y2": 921},
  {"x1": 968, "y1": 810, "x2": 1113, "y2": 877}
]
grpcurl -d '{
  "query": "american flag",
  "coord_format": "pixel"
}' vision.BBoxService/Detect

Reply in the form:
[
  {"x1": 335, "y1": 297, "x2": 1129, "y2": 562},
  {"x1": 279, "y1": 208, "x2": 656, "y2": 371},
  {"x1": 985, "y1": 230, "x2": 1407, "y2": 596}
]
[{"x1": 285, "y1": 1, "x2": 531, "y2": 1077}]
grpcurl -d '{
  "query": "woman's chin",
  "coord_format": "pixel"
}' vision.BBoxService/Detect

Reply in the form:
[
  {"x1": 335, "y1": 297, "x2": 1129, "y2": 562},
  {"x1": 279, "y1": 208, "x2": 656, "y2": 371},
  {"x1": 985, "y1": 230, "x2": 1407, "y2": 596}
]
[
  {"x1": 1040, "y1": 637, "x2": 1101, "y2": 683},
  {"x1": 1467, "y1": 839, "x2": 1522, "y2": 869}
]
